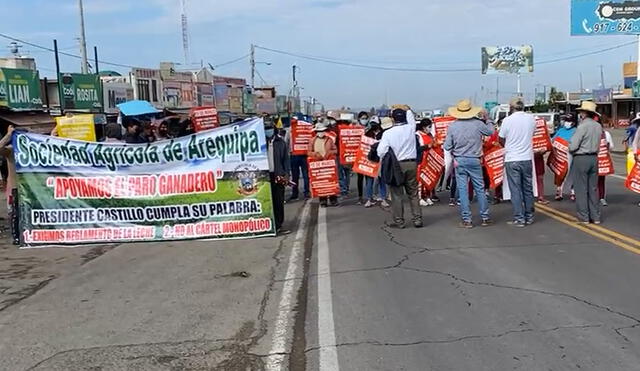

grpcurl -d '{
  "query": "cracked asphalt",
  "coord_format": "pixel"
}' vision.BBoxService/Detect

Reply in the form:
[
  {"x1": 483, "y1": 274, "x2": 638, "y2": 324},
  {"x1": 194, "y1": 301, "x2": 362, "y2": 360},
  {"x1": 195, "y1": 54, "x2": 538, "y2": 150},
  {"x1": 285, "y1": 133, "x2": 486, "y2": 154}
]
[{"x1": 303, "y1": 154, "x2": 640, "y2": 370}]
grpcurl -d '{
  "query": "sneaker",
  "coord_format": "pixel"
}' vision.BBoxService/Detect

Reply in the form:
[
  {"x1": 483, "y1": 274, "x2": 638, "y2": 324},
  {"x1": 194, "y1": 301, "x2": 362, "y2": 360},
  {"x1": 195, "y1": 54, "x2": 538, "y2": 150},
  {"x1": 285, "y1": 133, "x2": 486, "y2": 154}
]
[
  {"x1": 593, "y1": 220, "x2": 602, "y2": 225},
  {"x1": 374, "y1": 196, "x2": 383, "y2": 202},
  {"x1": 481, "y1": 218, "x2": 493, "y2": 227},
  {"x1": 449, "y1": 198, "x2": 456, "y2": 207},
  {"x1": 600, "y1": 199, "x2": 608, "y2": 207},
  {"x1": 555, "y1": 195, "x2": 564, "y2": 201},
  {"x1": 570, "y1": 193, "x2": 576, "y2": 202},
  {"x1": 507, "y1": 220, "x2": 526, "y2": 228},
  {"x1": 357, "y1": 198, "x2": 364, "y2": 205},
  {"x1": 576, "y1": 220, "x2": 590, "y2": 226},
  {"x1": 413, "y1": 221, "x2": 424, "y2": 228},
  {"x1": 525, "y1": 219, "x2": 534, "y2": 226},
  {"x1": 419, "y1": 199, "x2": 432, "y2": 207},
  {"x1": 277, "y1": 228, "x2": 292, "y2": 236},
  {"x1": 380, "y1": 200, "x2": 390, "y2": 208},
  {"x1": 536, "y1": 199, "x2": 550, "y2": 205},
  {"x1": 459, "y1": 221, "x2": 474, "y2": 229},
  {"x1": 388, "y1": 221, "x2": 405, "y2": 229},
  {"x1": 364, "y1": 200, "x2": 374, "y2": 208},
  {"x1": 431, "y1": 195, "x2": 440, "y2": 202}
]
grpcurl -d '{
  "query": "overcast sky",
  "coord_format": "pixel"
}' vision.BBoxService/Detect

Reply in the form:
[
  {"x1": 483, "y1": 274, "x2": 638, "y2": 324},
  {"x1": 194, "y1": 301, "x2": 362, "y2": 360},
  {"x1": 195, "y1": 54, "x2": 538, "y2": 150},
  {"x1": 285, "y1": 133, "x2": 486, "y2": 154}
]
[{"x1": 3, "y1": 0, "x2": 638, "y2": 109}]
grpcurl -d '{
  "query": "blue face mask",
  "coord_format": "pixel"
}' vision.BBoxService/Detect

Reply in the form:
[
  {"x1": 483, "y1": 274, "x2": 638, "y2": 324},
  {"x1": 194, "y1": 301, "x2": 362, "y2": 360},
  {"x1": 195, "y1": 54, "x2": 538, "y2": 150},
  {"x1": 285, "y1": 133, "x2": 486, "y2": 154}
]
[{"x1": 265, "y1": 129, "x2": 275, "y2": 138}]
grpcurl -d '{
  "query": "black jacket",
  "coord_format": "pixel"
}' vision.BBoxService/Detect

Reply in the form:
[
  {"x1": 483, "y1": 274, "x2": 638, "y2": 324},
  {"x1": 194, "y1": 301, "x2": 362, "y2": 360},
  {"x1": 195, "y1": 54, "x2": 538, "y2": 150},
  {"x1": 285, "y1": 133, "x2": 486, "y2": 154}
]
[
  {"x1": 269, "y1": 135, "x2": 291, "y2": 177},
  {"x1": 380, "y1": 149, "x2": 403, "y2": 186}
]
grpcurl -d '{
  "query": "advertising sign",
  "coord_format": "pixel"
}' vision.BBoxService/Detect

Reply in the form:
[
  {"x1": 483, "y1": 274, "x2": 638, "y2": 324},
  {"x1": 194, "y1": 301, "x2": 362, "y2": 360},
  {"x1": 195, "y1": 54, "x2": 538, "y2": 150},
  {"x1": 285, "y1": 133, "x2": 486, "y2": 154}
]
[
  {"x1": 593, "y1": 88, "x2": 613, "y2": 103},
  {"x1": 598, "y1": 136, "x2": 615, "y2": 175},
  {"x1": 104, "y1": 82, "x2": 133, "y2": 114},
  {"x1": 626, "y1": 152, "x2": 640, "y2": 193},
  {"x1": 338, "y1": 125, "x2": 365, "y2": 165},
  {"x1": 60, "y1": 73, "x2": 103, "y2": 111},
  {"x1": 547, "y1": 137, "x2": 571, "y2": 186},
  {"x1": 481, "y1": 46, "x2": 534, "y2": 74},
  {"x1": 55, "y1": 114, "x2": 98, "y2": 142},
  {"x1": 0, "y1": 68, "x2": 43, "y2": 110},
  {"x1": 353, "y1": 135, "x2": 380, "y2": 178},
  {"x1": 571, "y1": 0, "x2": 640, "y2": 36},
  {"x1": 483, "y1": 146, "x2": 505, "y2": 189},
  {"x1": 434, "y1": 116, "x2": 455, "y2": 143},
  {"x1": 419, "y1": 147, "x2": 445, "y2": 192},
  {"x1": 14, "y1": 118, "x2": 274, "y2": 247},
  {"x1": 533, "y1": 118, "x2": 553, "y2": 153},
  {"x1": 290, "y1": 119, "x2": 314, "y2": 156},
  {"x1": 190, "y1": 107, "x2": 220, "y2": 132}
]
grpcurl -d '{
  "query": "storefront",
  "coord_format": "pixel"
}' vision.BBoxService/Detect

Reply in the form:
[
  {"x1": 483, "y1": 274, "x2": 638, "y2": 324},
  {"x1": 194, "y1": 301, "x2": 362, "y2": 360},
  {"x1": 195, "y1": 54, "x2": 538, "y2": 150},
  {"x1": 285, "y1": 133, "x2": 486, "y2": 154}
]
[{"x1": 612, "y1": 95, "x2": 640, "y2": 127}]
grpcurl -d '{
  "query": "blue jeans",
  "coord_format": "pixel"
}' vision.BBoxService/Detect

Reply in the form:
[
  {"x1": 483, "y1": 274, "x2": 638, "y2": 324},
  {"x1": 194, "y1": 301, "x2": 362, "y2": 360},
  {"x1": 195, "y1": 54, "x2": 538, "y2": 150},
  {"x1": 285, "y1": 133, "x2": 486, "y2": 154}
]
[
  {"x1": 290, "y1": 155, "x2": 310, "y2": 198},
  {"x1": 505, "y1": 161, "x2": 535, "y2": 223},
  {"x1": 365, "y1": 176, "x2": 387, "y2": 200},
  {"x1": 455, "y1": 157, "x2": 490, "y2": 222},
  {"x1": 339, "y1": 164, "x2": 351, "y2": 195}
]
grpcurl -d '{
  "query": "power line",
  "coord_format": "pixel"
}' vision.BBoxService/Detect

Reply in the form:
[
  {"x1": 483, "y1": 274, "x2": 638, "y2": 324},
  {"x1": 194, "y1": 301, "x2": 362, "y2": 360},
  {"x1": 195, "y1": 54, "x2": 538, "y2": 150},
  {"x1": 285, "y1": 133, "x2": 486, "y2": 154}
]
[
  {"x1": 537, "y1": 40, "x2": 638, "y2": 64},
  {"x1": 255, "y1": 68, "x2": 268, "y2": 86},
  {"x1": 213, "y1": 53, "x2": 250, "y2": 68}
]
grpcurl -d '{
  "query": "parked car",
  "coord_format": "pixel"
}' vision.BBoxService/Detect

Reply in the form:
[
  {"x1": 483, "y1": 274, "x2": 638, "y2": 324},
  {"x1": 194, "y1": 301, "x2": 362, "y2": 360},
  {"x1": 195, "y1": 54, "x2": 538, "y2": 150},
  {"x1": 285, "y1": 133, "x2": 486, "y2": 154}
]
[{"x1": 534, "y1": 112, "x2": 560, "y2": 135}]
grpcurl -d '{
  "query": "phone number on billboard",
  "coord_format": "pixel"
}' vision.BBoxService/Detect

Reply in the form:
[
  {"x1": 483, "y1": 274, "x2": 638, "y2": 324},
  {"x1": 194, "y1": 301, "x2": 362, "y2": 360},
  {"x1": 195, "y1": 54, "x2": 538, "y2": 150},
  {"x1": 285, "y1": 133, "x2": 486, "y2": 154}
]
[{"x1": 592, "y1": 20, "x2": 637, "y2": 33}]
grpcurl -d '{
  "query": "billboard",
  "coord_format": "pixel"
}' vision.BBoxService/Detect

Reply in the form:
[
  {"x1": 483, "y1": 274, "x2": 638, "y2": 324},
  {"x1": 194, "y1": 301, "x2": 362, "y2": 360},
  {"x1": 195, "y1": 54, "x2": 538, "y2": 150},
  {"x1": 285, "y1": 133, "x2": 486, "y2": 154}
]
[
  {"x1": 481, "y1": 46, "x2": 534, "y2": 74},
  {"x1": 0, "y1": 68, "x2": 43, "y2": 110},
  {"x1": 59, "y1": 73, "x2": 103, "y2": 111},
  {"x1": 571, "y1": 0, "x2": 640, "y2": 35},
  {"x1": 14, "y1": 118, "x2": 275, "y2": 247}
]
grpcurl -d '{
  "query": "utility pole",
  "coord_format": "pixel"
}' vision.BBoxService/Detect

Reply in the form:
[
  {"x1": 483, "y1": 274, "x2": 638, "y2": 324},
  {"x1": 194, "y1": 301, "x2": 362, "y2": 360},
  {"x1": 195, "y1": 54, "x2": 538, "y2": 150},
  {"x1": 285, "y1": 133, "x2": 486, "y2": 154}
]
[
  {"x1": 292, "y1": 65, "x2": 298, "y2": 87},
  {"x1": 250, "y1": 44, "x2": 255, "y2": 89},
  {"x1": 599, "y1": 64, "x2": 605, "y2": 88},
  {"x1": 78, "y1": 0, "x2": 89, "y2": 73},
  {"x1": 579, "y1": 72, "x2": 584, "y2": 92},
  {"x1": 181, "y1": 0, "x2": 190, "y2": 66}
]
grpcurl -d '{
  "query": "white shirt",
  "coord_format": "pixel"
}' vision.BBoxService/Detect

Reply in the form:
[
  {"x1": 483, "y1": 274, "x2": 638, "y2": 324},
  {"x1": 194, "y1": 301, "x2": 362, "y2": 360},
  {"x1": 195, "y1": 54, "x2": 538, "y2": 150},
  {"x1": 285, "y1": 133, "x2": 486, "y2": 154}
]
[
  {"x1": 499, "y1": 111, "x2": 536, "y2": 163},
  {"x1": 377, "y1": 110, "x2": 417, "y2": 161},
  {"x1": 604, "y1": 131, "x2": 614, "y2": 151}
]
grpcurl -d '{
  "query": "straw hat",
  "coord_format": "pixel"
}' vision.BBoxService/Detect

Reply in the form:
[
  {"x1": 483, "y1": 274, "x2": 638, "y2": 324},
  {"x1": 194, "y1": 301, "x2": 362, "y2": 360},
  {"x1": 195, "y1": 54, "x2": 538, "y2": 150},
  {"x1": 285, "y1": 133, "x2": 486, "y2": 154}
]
[
  {"x1": 314, "y1": 121, "x2": 330, "y2": 132},
  {"x1": 381, "y1": 117, "x2": 394, "y2": 130},
  {"x1": 575, "y1": 101, "x2": 600, "y2": 116},
  {"x1": 448, "y1": 99, "x2": 482, "y2": 120}
]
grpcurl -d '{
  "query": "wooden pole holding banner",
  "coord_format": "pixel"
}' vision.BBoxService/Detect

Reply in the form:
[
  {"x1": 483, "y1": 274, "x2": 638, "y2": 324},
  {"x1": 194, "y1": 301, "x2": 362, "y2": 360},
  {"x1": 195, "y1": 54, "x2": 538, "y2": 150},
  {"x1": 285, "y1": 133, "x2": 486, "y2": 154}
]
[
  {"x1": 94, "y1": 46, "x2": 99, "y2": 74},
  {"x1": 53, "y1": 39, "x2": 63, "y2": 115}
]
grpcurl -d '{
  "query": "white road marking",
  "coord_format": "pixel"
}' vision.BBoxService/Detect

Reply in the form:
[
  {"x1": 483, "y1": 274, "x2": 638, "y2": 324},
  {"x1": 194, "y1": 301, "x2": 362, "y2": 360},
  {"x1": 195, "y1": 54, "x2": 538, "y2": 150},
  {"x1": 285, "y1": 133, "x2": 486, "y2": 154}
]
[
  {"x1": 611, "y1": 174, "x2": 627, "y2": 181},
  {"x1": 317, "y1": 206, "x2": 340, "y2": 371},
  {"x1": 265, "y1": 202, "x2": 311, "y2": 371}
]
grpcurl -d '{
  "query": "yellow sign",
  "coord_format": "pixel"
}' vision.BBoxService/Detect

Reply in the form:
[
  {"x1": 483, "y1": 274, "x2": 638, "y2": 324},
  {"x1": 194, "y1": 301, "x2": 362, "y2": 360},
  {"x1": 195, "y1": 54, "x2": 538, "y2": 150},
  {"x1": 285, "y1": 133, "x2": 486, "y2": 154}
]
[{"x1": 55, "y1": 114, "x2": 97, "y2": 142}]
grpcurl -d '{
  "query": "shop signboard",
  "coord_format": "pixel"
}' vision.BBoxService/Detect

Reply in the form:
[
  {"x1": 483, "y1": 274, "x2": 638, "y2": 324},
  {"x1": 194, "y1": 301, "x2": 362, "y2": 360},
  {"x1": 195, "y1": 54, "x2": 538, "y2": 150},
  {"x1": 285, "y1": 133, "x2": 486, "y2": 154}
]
[
  {"x1": 0, "y1": 68, "x2": 43, "y2": 110},
  {"x1": 571, "y1": 0, "x2": 640, "y2": 36},
  {"x1": 481, "y1": 45, "x2": 534, "y2": 74},
  {"x1": 55, "y1": 114, "x2": 98, "y2": 142},
  {"x1": 593, "y1": 88, "x2": 613, "y2": 103},
  {"x1": 59, "y1": 73, "x2": 103, "y2": 111},
  {"x1": 103, "y1": 82, "x2": 134, "y2": 114}
]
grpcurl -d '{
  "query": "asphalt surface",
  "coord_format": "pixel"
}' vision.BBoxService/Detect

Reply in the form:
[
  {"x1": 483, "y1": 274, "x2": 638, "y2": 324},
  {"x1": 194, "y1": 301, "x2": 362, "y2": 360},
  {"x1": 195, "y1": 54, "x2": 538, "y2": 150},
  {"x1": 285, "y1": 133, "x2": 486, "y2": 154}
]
[
  {"x1": 1, "y1": 150, "x2": 639, "y2": 370},
  {"x1": 304, "y1": 152, "x2": 640, "y2": 371}
]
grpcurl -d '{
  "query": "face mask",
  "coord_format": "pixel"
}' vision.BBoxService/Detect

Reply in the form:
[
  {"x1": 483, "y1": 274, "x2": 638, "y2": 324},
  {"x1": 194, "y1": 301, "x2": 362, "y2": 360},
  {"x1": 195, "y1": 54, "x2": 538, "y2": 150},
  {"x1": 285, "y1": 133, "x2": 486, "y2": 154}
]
[
  {"x1": 265, "y1": 129, "x2": 275, "y2": 138},
  {"x1": 359, "y1": 119, "x2": 368, "y2": 125},
  {"x1": 317, "y1": 132, "x2": 326, "y2": 138},
  {"x1": 563, "y1": 121, "x2": 572, "y2": 129}
]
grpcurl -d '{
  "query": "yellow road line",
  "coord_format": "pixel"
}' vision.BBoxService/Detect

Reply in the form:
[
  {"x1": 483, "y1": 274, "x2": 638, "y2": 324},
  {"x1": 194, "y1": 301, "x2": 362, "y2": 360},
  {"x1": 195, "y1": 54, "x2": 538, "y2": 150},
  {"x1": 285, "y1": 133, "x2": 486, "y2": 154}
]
[{"x1": 536, "y1": 204, "x2": 640, "y2": 256}]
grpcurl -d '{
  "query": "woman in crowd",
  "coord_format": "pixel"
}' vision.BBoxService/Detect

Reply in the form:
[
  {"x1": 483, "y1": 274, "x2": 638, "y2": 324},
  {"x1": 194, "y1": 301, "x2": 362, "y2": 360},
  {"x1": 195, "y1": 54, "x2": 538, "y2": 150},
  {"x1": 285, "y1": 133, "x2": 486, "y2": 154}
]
[
  {"x1": 355, "y1": 111, "x2": 369, "y2": 204},
  {"x1": 553, "y1": 113, "x2": 577, "y2": 201},
  {"x1": 308, "y1": 120, "x2": 339, "y2": 207},
  {"x1": 416, "y1": 118, "x2": 435, "y2": 206},
  {"x1": 599, "y1": 120, "x2": 614, "y2": 206},
  {"x1": 363, "y1": 117, "x2": 389, "y2": 208}
]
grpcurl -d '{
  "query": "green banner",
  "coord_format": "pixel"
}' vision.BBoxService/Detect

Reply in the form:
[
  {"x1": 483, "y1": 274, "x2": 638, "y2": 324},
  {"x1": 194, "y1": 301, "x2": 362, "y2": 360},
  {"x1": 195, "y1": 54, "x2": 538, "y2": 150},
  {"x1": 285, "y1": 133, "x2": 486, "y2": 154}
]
[
  {"x1": 13, "y1": 118, "x2": 275, "y2": 247},
  {"x1": 59, "y1": 73, "x2": 103, "y2": 111},
  {"x1": 0, "y1": 68, "x2": 43, "y2": 110}
]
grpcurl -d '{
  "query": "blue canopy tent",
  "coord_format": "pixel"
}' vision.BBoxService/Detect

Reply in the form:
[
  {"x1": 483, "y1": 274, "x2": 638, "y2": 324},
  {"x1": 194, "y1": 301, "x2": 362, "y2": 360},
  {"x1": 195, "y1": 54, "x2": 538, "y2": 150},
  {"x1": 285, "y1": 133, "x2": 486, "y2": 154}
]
[{"x1": 116, "y1": 100, "x2": 160, "y2": 117}]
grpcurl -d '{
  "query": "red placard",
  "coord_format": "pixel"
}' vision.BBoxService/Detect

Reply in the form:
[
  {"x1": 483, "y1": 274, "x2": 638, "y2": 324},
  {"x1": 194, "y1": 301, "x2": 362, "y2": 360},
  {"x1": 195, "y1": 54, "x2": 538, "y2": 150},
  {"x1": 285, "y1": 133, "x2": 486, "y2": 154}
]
[
  {"x1": 483, "y1": 145, "x2": 505, "y2": 189},
  {"x1": 338, "y1": 125, "x2": 365, "y2": 165},
  {"x1": 419, "y1": 146, "x2": 445, "y2": 192},
  {"x1": 433, "y1": 116, "x2": 455, "y2": 143},
  {"x1": 308, "y1": 158, "x2": 340, "y2": 197},
  {"x1": 290, "y1": 119, "x2": 314, "y2": 155},
  {"x1": 598, "y1": 136, "x2": 615, "y2": 176},
  {"x1": 547, "y1": 137, "x2": 570, "y2": 186},
  {"x1": 353, "y1": 136, "x2": 380, "y2": 178},
  {"x1": 533, "y1": 117, "x2": 552, "y2": 153},
  {"x1": 626, "y1": 153, "x2": 640, "y2": 194},
  {"x1": 190, "y1": 107, "x2": 219, "y2": 132}
]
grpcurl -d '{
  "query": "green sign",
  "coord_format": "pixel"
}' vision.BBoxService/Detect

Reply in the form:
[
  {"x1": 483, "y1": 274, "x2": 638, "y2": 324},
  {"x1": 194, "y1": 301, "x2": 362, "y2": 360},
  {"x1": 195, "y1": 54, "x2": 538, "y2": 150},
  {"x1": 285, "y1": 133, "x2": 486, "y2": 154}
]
[
  {"x1": 59, "y1": 73, "x2": 103, "y2": 111},
  {"x1": 0, "y1": 68, "x2": 43, "y2": 110}
]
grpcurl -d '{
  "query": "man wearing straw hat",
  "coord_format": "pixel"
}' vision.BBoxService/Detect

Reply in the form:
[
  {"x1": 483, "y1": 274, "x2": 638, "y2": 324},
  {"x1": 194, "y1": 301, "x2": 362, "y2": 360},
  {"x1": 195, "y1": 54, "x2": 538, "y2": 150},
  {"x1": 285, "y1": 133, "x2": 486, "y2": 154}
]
[
  {"x1": 570, "y1": 101, "x2": 603, "y2": 224},
  {"x1": 444, "y1": 99, "x2": 495, "y2": 228}
]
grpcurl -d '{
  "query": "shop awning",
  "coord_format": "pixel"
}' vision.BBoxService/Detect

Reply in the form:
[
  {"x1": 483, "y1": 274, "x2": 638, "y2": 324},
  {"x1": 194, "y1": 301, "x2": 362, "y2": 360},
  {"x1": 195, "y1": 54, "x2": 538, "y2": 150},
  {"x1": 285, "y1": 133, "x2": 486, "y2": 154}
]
[
  {"x1": 0, "y1": 111, "x2": 55, "y2": 134},
  {"x1": 117, "y1": 100, "x2": 160, "y2": 116}
]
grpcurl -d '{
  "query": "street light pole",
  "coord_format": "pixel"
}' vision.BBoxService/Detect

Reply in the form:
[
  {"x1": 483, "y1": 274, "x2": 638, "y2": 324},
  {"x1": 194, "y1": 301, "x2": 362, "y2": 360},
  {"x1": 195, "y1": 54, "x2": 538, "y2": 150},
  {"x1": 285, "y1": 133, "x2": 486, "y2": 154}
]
[
  {"x1": 78, "y1": 0, "x2": 89, "y2": 73},
  {"x1": 250, "y1": 44, "x2": 255, "y2": 89}
]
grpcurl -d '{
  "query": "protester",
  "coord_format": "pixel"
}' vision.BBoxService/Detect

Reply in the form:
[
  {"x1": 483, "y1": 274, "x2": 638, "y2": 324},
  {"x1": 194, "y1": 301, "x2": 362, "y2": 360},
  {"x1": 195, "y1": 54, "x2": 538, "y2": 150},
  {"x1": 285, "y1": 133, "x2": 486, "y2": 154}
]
[
  {"x1": 416, "y1": 118, "x2": 435, "y2": 206},
  {"x1": 265, "y1": 120, "x2": 291, "y2": 235},
  {"x1": 499, "y1": 97, "x2": 536, "y2": 227},
  {"x1": 354, "y1": 111, "x2": 369, "y2": 204},
  {"x1": 155, "y1": 121, "x2": 171, "y2": 141},
  {"x1": 570, "y1": 101, "x2": 603, "y2": 224},
  {"x1": 632, "y1": 124, "x2": 640, "y2": 207},
  {"x1": 364, "y1": 117, "x2": 389, "y2": 208},
  {"x1": 553, "y1": 113, "x2": 578, "y2": 201},
  {"x1": 124, "y1": 120, "x2": 148, "y2": 144},
  {"x1": 104, "y1": 121, "x2": 123, "y2": 142},
  {"x1": 308, "y1": 120, "x2": 339, "y2": 207},
  {"x1": 0, "y1": 126, "x2": 17, "y2": 244},
  {"x1": 287, "y1": 122, "x2": 311, "y2": 202},
  {"x1": 599, "y1": 124, "x2": 614, "y2": 206},
  {"x1": 483, "y1": 118, "x2": 503, "y2": 205},
  {"x1": 444, "y1": 99, "x2": 494, "y2": 228},
  {"x1": 377, "y1": 107, "x2": 423, "y2": 229}
]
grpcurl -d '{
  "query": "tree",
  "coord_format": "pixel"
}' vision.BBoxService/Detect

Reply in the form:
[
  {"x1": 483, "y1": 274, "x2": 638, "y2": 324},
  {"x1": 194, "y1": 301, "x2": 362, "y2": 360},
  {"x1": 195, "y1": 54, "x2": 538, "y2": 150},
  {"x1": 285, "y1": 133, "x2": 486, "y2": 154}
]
[{"x1": 547, "y1": 87, "x2": 565, "y2": 106}]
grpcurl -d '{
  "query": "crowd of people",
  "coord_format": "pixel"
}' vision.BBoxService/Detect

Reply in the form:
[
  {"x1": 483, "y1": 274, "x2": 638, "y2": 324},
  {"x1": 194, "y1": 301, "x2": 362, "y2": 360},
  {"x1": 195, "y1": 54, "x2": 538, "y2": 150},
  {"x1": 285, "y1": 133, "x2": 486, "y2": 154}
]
[{"x1": 267, "y1": 98, "x2": 639, "y2": 233}]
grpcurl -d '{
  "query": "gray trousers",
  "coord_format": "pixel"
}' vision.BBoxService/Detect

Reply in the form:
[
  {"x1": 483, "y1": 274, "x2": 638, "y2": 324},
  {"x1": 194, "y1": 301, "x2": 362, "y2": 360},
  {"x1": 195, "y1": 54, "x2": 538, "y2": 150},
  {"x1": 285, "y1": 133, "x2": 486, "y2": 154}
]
[
  {"x1": 572, "y1": 155, "x2": 601, "y2": 222},
  {"x1": 390, "y1": 161, "x2": 422, "y2": 224}
]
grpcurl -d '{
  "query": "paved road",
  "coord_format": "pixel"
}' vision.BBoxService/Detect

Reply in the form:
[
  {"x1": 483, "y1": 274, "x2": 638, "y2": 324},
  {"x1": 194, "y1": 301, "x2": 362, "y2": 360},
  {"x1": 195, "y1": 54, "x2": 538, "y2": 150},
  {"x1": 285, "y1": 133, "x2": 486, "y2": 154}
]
[
  {"x1": 1, "y1": 152, "x2": 639, "y2": 370},
  {"x1": 303, "y1": 153, "x2": 640, "y2": 371}
]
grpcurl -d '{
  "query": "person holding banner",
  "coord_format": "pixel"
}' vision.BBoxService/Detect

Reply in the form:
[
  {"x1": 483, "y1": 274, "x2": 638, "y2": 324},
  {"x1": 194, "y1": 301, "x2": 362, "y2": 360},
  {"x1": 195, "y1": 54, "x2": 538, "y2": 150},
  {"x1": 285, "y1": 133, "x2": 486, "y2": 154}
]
[
  {"x1": 416, "y1": 118, "x2": 436, "y2": 206},
  {"x1": 309, "y1": 121, "x2": 339, "y2": 207},
  {"x1": 363, "y1": 119, "x2": 389, "y2": 208},
  {"x1": 377, "y1": 107, "x2": 423, "y2": 229},
  {"x1": 286, "y1": 119, "x2": 312, "y2": 201},
  {"x1": 0, "y1": 126, "x2": 17, "y2": 244},
  {"x1": 444, "y1": 100, "x2": 494, "y2": 229},
  {"x1": 570, "y1": 101, "x2": 603, "y2": 225},
  {"x1": 553, "y1": 114, "x2": 577, "y2": 201},
  {"x1": 632, "y1": 126, "x2": 640, "y2": 207},
  {"x1": 499, "y1": 97, "x2": 536, "y2": 227},
  {"x1": 598, "y1": 127, "x2": 614, "y2": 206},
  {"x1": 266, "y1": 120, "x2": 291, "y2": 235}
]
